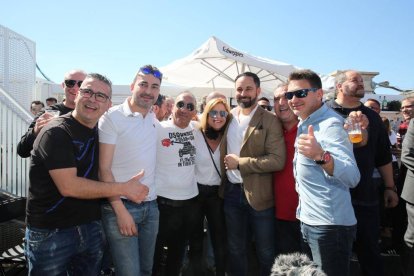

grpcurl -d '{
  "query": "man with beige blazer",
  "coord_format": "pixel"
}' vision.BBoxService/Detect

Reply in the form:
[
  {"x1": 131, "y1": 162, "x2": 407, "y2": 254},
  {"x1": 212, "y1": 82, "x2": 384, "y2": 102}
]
[{"x1": 220, "y1": 72, "x2": 286, "y2": 276}]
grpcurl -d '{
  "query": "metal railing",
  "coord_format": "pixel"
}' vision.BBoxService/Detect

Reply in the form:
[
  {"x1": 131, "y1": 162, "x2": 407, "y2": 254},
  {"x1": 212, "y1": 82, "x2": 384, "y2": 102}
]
[{"x1": 0, "y1": 87, "x2": 32, "y2": 197}]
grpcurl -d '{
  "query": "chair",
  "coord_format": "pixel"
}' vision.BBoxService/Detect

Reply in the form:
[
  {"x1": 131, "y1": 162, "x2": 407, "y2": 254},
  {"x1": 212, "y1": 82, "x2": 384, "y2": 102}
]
[{"x1": 0, "y1": 191, "x2": 27, "y2": 276}]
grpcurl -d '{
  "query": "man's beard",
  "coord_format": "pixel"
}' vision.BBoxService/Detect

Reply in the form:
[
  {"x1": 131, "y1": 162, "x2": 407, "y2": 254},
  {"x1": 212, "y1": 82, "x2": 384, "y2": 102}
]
[{"x1": 237, "y1": 96, "x2": 257, "y2": 108}]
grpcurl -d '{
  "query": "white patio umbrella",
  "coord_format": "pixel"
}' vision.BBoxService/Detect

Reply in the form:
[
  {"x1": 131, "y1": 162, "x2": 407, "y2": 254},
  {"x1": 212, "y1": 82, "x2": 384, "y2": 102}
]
[{"x1": 160, "y1": 36, "x2": 300, "y2": 99}]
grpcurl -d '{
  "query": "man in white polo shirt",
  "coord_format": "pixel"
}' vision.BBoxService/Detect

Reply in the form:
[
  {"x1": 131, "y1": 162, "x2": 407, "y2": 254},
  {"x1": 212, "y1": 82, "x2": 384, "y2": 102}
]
[{"x1": 98, "y1": 65, "x2": 162, "y2": 276}]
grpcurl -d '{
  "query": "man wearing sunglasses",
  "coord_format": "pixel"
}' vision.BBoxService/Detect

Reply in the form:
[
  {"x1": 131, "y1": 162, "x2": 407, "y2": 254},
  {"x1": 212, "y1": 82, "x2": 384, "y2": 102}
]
[
  {"x1": 17, "y1": 69, "x2": 87, "y2": 158},
  {"x1": 258, "y1": 96, "x2": 272, "y2": 111},
  {"x1": 25, "y1": 73, "x2": 149, "y2": 275},
  {"x1": 288, "y1": 69, "x2": 360, "y2": 276},
  {"x1": 98, "y1": 65, "x2": 162, "y2": 276},
  {"x1": 221, "y1": 72, "x2": 286, "y2": 276},
  {"x1": 326, "y1": 70, "x2": 398, "y2": 276},
  {"x1": 153, "y1": 91, "x2": 199, "y2": 276}
]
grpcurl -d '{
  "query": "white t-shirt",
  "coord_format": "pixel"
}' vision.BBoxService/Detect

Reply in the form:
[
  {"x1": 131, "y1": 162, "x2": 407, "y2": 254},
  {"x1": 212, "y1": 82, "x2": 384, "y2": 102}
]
[
  {"x1": 226, "y1": 105, "x2": 259, "y2": 183},
  {"x1": 194, "y1": 128, "x2": 221, "y2": 186},
  {"x1": 98, "y1": 98, "x2": 157, "y2": 201},
  {"x1": 155, "y1": 120, "x2": 198, "y2": 200}
]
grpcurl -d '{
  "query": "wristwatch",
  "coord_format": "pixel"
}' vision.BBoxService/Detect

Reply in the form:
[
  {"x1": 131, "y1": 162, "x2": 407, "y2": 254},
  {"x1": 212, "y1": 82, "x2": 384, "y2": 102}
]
[{"x1": 314, "y1": 151, "x2": 331, "y2": 165}]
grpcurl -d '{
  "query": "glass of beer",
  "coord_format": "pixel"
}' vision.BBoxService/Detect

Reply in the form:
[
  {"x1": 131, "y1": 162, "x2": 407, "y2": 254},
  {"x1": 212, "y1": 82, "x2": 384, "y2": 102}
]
[{"x1": 345, "y1": 117, "x2": 362, "y2": 143}]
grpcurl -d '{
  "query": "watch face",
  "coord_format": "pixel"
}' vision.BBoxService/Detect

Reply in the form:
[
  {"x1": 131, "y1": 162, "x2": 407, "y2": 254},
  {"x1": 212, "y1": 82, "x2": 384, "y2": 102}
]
[{"x1": 323, "y1": 151, "x2": 331, "y2": 163}]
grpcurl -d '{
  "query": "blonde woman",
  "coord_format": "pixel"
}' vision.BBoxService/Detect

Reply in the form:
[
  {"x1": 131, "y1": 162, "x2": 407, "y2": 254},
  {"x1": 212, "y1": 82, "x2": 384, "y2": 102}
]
[{"x1": 189, "y1": 97, "x2": 232, "y2": 276}]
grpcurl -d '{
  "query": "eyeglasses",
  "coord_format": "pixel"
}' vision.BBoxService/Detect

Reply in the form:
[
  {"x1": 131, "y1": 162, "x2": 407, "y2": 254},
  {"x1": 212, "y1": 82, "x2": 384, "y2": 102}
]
[
  {"x1": 284, "y1": 88, "x2": 318, "y2": 100},
  {"x1": 79, "y1": 88, "x2": 111, "y2": 103},
  {"x1": 259, "y1": 105, "x2": 272, "y2": 111},
  {"x1": 64, "y1": 79, "x2": 83, "y2": 88},
  {"x1": 208, "y1": 110, "x2": 228, "y2": 118},
  {"x1": 401, "y1": 104, "x2": 414, "y2": 111},
  {"x1": 139, "y1": 67, "x2": 163, "y2": 80},
  {"x1": 176, "y1": 101, "x2": 195, "y2": 111}
]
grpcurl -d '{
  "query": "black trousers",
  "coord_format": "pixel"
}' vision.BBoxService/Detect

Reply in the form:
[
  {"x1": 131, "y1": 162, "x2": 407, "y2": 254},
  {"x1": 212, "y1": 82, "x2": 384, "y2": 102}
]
[
  {"x1": 153, "y1": 196, "x2": 200, "y2": 276},
  {"x1": 188, "y1": 184, "x2": 227, "y2": 276}
]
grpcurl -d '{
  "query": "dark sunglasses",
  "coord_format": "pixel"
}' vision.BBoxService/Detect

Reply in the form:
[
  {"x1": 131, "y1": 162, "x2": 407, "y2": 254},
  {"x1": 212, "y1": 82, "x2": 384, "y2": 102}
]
[
  {"x1": 208, "y1": 110, "x2": 228, "y2": 118},
  {"x1": 259, "y1": 105, "x2": 272, "y2": 111},
  {"x1": 79, "y1": 88, "x2": 111, "y2": 103},
  {"x1": 64, "y1": 79, "x2": 83, "y2": 88},
  {"x1": 139, "y1": 67, "x2": 163, "y2": 80},
  {"x1": 284, "y1": 88, "x2": 318, "y2": 100},
  {"x1": 176, "y1": 101, "x2": 195, "y2": 111}
]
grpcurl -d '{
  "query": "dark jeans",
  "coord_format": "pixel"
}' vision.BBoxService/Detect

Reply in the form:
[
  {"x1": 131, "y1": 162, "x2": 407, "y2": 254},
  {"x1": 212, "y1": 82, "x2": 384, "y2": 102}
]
[
  {"x1": 301, "y1": 223, "x2": 356, "y2": 276},
  {"x1": 153, "y1": 196, "x2": 200, "y2": 276},
  {"x1": 224, "y1": 183, "x2": 275, "y2": 276},
  {"x1": 189, "y1": 184, "x2": 226, "y2": 276},
  {"x1": 274, "y1": 218, "x2": 302, "y2": 255},
  {"x1": 25, "y1": 221, "x2": 105, "y2": 276},
  {"x1": 353, "y1": 204, "x2": 383, "y2": 276}
]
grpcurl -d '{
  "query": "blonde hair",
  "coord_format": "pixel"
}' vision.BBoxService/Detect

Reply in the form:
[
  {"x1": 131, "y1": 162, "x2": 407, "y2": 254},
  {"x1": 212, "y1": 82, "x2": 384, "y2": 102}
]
[{"x1": 200, "y1": 98, "x2": 231, "y2": 132}]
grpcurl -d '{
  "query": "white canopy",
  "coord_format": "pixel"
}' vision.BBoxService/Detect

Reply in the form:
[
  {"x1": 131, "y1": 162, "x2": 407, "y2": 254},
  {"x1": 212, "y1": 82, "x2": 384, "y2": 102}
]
[{"x1": 161, "y1": 36, "x2": 335, "y2": 99}]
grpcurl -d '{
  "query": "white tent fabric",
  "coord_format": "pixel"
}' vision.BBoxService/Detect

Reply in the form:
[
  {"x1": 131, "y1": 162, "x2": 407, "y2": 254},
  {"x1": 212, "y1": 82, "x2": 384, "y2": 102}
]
[{"x1": 161, "y1": 36, "x2": 335, "y2": 99}]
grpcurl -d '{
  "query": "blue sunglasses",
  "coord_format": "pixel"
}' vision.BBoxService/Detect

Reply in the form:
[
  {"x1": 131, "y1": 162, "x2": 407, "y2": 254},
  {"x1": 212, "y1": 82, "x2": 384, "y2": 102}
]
[
  {"x1": 139, "y1": 67, "x2": 163, "y2": 80},
  {"x1": 208, "y1": 110, "x2": 228, "y2": 118}
]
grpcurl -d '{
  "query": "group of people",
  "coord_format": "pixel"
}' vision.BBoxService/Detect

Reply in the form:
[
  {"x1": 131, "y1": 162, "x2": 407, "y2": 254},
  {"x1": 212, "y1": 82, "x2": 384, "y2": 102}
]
[{"x1": 16, "y1": 65, "x2": 414, "y2": 276}]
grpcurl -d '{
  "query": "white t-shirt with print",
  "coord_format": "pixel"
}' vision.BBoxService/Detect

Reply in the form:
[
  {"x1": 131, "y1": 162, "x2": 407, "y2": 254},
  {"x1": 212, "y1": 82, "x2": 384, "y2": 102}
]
[{"x1": 155, "y1": 120, "x2": 198, "y2": 200}]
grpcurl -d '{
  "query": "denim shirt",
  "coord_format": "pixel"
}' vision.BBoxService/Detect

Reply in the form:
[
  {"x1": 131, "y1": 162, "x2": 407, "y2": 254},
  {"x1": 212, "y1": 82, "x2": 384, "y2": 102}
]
[{"x1": 294, "y1": 103, "x2": 360, "y2": 226}]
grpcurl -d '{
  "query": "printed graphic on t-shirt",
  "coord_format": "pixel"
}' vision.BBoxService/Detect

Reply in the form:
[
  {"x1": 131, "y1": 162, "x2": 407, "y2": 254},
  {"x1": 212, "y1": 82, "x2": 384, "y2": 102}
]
[{"x1": 161, "y1": 130, "x2": 196, "y2": 167}]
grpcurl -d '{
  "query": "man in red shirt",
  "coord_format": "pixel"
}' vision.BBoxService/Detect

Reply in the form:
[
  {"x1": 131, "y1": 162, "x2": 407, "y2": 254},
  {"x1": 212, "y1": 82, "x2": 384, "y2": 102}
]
[{"x1": 273, "y1": 84, "x2": 302, "y2": 254}]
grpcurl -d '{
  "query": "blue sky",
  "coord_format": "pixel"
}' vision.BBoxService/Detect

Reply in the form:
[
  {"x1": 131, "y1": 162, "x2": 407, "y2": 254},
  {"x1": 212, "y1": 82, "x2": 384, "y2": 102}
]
[{"x1": 2, "y1": 0, "x2": 413, "y2": 95}]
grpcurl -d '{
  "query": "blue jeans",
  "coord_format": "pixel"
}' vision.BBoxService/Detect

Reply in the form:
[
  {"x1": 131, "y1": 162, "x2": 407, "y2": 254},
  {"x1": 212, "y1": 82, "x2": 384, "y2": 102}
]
[
  {"x1": 25, "y1": 220, "x2": 105, "y2": 276},
  {"x1": 101, "y1": 199, "x2": 159, "y2": 276},
  {"x1": 224, "y1": 184, "x2": 275, "y2": 276},
  {"x1": 301, "y1": 223, "x2": 356, "y2": 276}
]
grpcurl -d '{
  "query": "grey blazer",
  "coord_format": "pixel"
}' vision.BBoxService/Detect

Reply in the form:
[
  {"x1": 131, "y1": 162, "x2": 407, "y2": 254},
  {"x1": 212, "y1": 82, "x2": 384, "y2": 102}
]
[{"x1": 401, "y1": 119, "x2": 414, "y2": 204}]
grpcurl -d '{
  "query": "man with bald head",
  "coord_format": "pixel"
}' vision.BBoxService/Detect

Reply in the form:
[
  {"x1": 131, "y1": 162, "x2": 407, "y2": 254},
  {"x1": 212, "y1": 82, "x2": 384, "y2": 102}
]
[
  {"x1": 17, "y1": 69, "x2": 87, "y2": 157},
  {"x1": 153, "y1": 91, "x2": 199, "y2": 276},
  {"x1": 326, "y1": 70, "x2": 398, "y2": 276},
  {"x1": 206, "y1": 91, "x2": 227, "y2": 103}
]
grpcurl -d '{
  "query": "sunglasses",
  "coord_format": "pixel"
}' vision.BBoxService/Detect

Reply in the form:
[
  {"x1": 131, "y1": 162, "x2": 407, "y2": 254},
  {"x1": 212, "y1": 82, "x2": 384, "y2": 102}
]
[
  {"x1": 208, "y1": 110, "x2": 228, "y2": 118},
  {"x1": 176, "y1": 101, "x2": 195, "y2": 111},
  {"x1": 64, "y1": 79, "x2": 83, "y2": 88},
  {"x1": 259, "y1": 105, "x2": 272, "y2": 111},
  {"x1": 139, "y1": 67, "x2": 163, "y2": 80},
  {"x1": 79, "y1": 88, "x2": 111, "y2": 103},
  {"x1": 284, "y1": 88, "x2": 318, "y2": 100}
]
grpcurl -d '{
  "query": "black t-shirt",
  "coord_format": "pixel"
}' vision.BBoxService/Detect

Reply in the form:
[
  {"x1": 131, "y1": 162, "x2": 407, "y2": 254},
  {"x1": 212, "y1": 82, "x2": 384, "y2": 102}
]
[
  {"x1": 17, "y1": 103, "x2": 74, "y2": 158},
  {"x1": 27, "y1": 113, "x2": 101, "y2": 228},
  {"x1": 326, "y1": 99, "x2": 392, "y2": 205}
]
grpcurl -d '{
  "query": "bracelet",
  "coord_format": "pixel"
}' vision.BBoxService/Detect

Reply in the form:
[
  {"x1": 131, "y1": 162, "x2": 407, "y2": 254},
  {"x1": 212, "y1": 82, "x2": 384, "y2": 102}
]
[{"x1": 385, "y1": 186, "x2": 397, "y2": 192}]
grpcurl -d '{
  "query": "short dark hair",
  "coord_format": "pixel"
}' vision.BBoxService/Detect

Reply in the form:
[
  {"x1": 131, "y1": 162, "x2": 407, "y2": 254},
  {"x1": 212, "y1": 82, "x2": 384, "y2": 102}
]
[
  {"x1": 235, "y1": 72, "x2": 260, "y2": 88},
  {"x1": 46, "y1": 97, "x2": 57, "y2": 103},
  {"x1": 133, "y1": 64, "x2": 162, "y2": 84},
  {"x1": 86, "y1": 73, "x2": 112, "y2": 97},
  {"x1": 258, "y1": 97, "x2": 270, "y2": 103},
  {"x1": 31, "y1": 100, "x2": 44, "y2": 107},
  {"x1": 365, "y1": 98, "x2": 380, "y2": 107},
  {"x1": 154, "y1": 94, "x2": 166, "y2": 107},
  {"x1": 288, "y1": 69, "x2": 322, "y2": 89}
]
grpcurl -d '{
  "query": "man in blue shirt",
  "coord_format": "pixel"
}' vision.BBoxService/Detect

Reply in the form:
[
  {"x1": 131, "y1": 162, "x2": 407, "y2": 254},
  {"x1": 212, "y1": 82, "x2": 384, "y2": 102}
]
[{"x1": 288, "y1": 69, "x2": 360, "y2": 276}]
